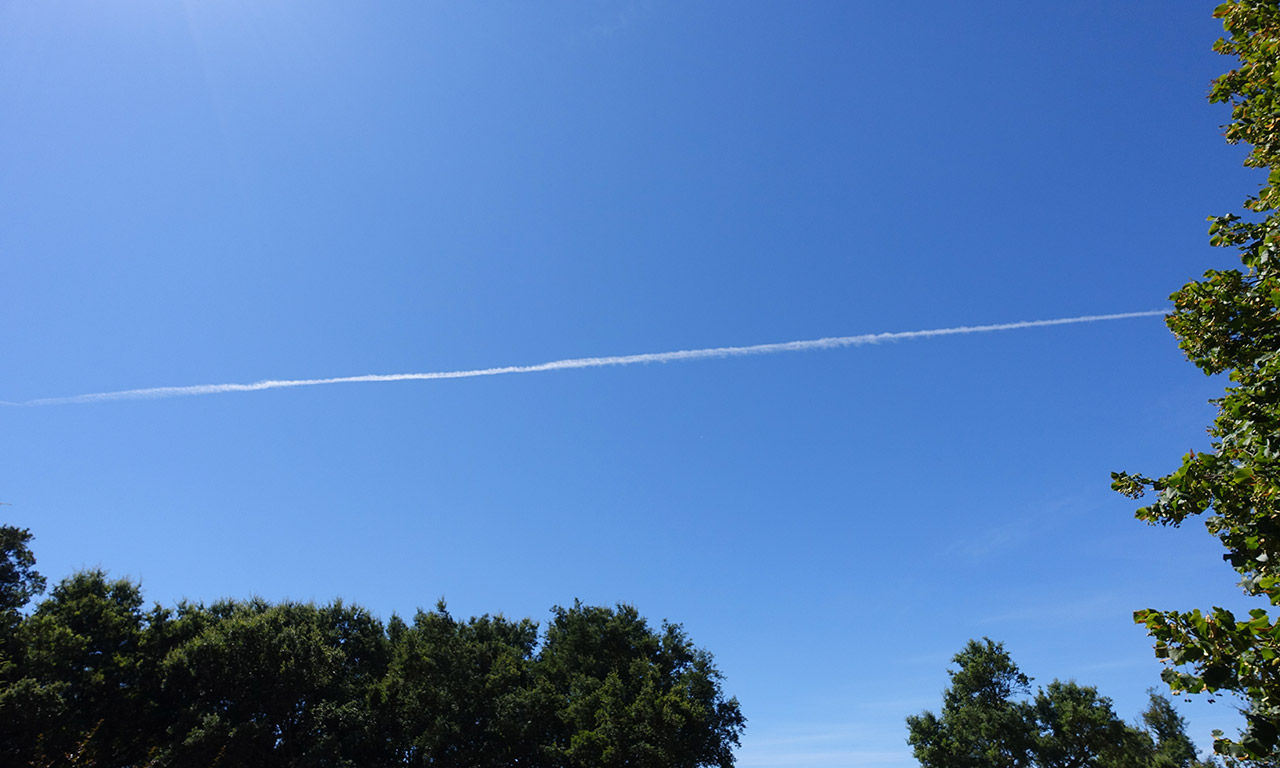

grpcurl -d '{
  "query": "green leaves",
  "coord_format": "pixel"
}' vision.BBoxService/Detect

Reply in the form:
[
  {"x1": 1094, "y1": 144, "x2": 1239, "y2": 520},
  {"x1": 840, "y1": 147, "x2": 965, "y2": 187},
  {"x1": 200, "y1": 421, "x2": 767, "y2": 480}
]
[
  {"x1": 0, "y1": 526, "x2": 44, "y2": 618},
  {"x1": 539, "y1": 601, "x2": 745, "y2": 768},
  {"x1": 0, "y1": 557, "x2": 744, "y2": 768},
  {"x1": 1115, "y1": 8, "x2": 1280, "y2": 752}
]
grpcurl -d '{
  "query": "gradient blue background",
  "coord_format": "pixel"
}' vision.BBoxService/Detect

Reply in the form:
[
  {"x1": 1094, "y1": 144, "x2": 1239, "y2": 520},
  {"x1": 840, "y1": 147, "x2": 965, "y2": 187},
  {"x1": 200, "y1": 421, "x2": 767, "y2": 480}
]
[{"x1": 0, "y1": 2, "x2": 1260, "y2": 764}]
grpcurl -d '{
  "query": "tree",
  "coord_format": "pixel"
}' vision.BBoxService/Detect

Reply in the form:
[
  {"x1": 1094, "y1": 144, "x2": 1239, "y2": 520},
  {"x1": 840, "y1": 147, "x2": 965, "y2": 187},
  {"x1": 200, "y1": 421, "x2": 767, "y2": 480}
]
[
  {"x1": 6, "y1": 570, "x2": 152, "y2": 766},
  {"x1": 156, "y1": 598, "x2": 393, "y2": 767},
  {"x1": 537, "y1": 601, "x2": 746, "y2": 768},
  {"x1": 908, "y1": 640, "x2": 1209, "y2": 768},
  {"x1": 0, "y1": 524, "x2": 44, "y2": 681},
  {"x1": 1140, "y1": 690, "x2": 1201, "y2": 768},
  {"x1": 1032, "y1": 681, "x2": 1166, "y2": 768},
  {"x1": 0, "y1": 525, "x2": 44, "y2": 619},
  {"x1": 375, "y1": 601, "x2": 544, "y2": 767},
  {"x1": 907, "y1": 639, "x2": 1038, "y2": 768},
  {"x1": 0, "y1": 525, "x2": 52, "y2": 766},
  {"x1": 1110, "y1": 0, "x2": 1280, "y2": 758},
  {"x1": 0, "y1": 530, "x2": 747, "y2": 767}
]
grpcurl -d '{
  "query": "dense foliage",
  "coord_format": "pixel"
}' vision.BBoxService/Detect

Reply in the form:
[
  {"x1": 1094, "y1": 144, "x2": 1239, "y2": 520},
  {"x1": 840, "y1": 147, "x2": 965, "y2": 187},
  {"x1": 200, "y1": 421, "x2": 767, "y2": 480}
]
[
  {"x1": 0, "y1": 526, "x2": 744, "y2": 768},
  {"x1": 1110, "y1": 0, "x2": 1280, "y2": 758},
  {"x1": 906, "y1": 639, "x2": 1210, "y2": 768}
]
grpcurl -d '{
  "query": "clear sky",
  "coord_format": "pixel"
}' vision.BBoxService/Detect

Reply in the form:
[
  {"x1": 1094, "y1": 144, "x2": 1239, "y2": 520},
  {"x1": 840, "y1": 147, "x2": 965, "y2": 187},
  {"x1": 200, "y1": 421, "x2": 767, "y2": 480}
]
[{"x1": 0, "y1": 2, "x2": 1263, "y2": 765}]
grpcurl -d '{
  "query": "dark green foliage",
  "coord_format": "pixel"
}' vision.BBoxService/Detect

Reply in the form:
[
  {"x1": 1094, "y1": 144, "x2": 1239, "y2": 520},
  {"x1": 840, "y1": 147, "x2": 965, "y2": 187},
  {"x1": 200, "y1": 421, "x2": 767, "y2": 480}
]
[
  {"x1": 0, "y1": 525, "x2": 45, "y2": 700},
  {"x1": 907, "y1": 639, "x2": 1036, "y2": 768},
  {"x1": 538, "y1": 601, "x2": 745, "y2": 768},
  {"x1": 375, "y1": 602, "x2": 543, "y2": 767},
  {"x1": 0, "y1": 531, "x2": 745, "y2": 768},
  {"x1": 906, "y1": 639, "x2": 1037, "y2": 768},
  {"x1": 1032, "y1": 681, "x2": 1143, "y2": 768},
  {"x1": 0, "y1": 525, "x2": 44, "y2": 617},
  {"x1": 1140, "y1": 691, "x2": 1201, "y2": 768},
  {"x1": 156, "y1": 599, "x2": 393, "y2": 767},
  {"x1": 1110, "y1": 1, "x2": 1280, "y2": 758},
  {"x1": 8, "y1": 570, "x2": 150, "y2": 766},
  {"x1": 907, "y1": 639, "x2": 1210, "y2": 768}
]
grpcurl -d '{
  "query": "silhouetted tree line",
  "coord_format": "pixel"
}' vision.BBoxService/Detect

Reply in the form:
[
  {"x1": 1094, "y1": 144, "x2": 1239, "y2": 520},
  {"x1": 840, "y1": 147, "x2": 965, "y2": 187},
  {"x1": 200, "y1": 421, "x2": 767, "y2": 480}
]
[{"x1": 0, "y1": 526, "x2": 744, "y2": 768}]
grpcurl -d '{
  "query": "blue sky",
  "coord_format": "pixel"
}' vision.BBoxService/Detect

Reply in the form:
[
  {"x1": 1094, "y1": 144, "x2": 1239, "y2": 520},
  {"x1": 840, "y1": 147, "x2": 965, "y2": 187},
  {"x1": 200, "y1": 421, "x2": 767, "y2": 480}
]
[{"x1": 0, "y1": 1, "x2": 1264, "y2": 764}]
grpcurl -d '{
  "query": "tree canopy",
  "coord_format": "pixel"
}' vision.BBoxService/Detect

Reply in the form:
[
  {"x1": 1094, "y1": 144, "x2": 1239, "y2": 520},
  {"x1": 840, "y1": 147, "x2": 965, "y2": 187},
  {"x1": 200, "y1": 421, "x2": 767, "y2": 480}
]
[
  {"x1": 906, "y1": 639, "x2": 1209, "y2": 768},
  {"x1": 1111, "y1": 0, "x2": 1280, "y2": 758},
  {"x1": 0, "y1": 525, "x2": 744, "y2": 768}
]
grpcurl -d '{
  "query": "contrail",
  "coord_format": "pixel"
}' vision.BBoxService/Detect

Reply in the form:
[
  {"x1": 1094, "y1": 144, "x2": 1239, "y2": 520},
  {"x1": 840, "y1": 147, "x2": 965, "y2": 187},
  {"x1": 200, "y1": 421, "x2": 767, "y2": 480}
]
[{"x1": 3, "y1": 310, "x2": 1165, "y2": 407}]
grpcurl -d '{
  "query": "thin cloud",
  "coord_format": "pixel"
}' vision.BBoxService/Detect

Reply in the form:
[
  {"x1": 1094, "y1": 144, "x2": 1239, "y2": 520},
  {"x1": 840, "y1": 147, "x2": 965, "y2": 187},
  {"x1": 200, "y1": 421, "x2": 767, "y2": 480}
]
[
  {"x1": 3, "y1": 311, "x2": 1165, "y2": 407},
  {"x1": 736, "y1": 749, "x2": 910, "y2": 768},
  {"x1": 978, "y1": 592, "x2": 1127, "y2": 626},
  {"x1": 738, "y1": 722, "x2": 915, "y2": 768},
  {"x1": 581, "y1": 4, "x2": 638, "y2": 42}
]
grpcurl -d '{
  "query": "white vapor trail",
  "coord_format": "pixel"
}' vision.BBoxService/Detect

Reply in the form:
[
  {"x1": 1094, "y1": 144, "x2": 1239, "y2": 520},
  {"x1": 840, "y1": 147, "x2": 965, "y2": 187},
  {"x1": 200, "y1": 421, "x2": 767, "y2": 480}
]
[{"x1": 3, "y1": 311, "x2": 1165, "y2": 407}]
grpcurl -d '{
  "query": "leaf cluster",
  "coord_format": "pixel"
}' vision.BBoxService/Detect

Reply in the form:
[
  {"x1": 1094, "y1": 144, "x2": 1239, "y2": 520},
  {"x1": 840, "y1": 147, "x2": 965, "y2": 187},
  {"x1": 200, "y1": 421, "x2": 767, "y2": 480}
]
[{"x1": 1110, "y1": 1, "x2": 1280, "y2": 758}]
